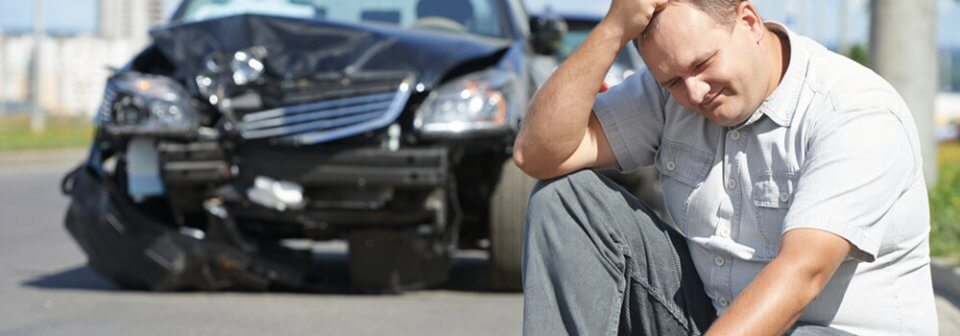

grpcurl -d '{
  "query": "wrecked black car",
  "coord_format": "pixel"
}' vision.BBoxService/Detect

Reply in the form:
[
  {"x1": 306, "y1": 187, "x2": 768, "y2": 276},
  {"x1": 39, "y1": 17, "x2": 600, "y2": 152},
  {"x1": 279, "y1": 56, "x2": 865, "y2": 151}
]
[{"x1": 62, "y1": 0, "x2": 565, "y2": 292}]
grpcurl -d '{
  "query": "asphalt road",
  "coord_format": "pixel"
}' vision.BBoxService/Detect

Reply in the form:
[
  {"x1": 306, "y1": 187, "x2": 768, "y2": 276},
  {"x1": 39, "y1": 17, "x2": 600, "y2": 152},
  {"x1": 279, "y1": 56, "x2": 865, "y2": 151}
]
[{"x1": 0, "y1": 159, "x2": 957, "y2": 335}]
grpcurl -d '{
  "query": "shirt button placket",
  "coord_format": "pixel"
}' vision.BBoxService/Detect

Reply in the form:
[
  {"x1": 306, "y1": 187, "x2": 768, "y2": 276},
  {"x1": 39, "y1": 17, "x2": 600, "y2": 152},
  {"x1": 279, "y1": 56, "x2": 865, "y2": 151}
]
[{"x1": 723, "y1": 127, "x2": 745, "y2": 304}]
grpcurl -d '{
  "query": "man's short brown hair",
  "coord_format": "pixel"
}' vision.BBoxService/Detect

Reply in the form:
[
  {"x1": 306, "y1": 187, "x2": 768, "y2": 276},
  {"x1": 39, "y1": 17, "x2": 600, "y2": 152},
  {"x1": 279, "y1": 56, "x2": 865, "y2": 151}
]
[{"x1": 639, "y1": 0, "x2": 747, "y2": 41}]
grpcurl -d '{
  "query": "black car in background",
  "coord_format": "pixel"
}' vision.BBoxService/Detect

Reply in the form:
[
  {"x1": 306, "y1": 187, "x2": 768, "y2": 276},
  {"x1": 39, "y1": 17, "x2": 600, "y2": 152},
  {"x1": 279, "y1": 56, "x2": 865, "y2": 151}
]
[{"x1": 62, "y1": 0, "x2": 564, "y2": 292}]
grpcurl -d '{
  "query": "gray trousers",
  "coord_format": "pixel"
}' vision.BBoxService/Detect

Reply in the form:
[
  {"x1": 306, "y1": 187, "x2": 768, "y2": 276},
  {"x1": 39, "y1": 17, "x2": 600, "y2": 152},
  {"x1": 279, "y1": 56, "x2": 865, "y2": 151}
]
[{"x1": 521, "y1": 170, "x2": 854, "y2": 336}]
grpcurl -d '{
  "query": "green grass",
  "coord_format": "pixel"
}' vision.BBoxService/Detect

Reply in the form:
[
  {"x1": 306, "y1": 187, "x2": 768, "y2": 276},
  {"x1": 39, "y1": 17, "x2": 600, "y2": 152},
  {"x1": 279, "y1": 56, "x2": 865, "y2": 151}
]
[
  {"x1": 931, "y1": 142, "x2": 960, "y2": 260},
  {"x1": 0, "y1": 115, "x2": 93, "y2": 151}
]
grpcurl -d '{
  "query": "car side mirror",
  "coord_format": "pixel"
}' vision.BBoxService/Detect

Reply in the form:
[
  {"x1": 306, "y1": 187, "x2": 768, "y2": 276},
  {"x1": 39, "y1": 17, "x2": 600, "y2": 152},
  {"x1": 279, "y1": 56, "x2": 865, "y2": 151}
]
[{"x1": 529, "y1": 16, "x2": 567, "y2": 55}]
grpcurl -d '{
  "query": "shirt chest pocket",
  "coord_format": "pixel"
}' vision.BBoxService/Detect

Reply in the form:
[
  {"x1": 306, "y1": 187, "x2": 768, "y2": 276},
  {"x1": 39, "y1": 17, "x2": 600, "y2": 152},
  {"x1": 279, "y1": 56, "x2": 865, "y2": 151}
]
[
  {"x1": 656, "y1": 140, "x2": 712, "y2": 229},
  {"x1": 752, "y1": 171, "x2": 797, "y2": 250}
]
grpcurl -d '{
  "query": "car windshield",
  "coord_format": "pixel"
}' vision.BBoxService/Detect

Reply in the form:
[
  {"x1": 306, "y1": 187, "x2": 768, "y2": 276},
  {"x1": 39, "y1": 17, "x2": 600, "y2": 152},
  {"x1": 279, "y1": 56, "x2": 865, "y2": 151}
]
[{"x1": 177, "y1": 0, "x2": 508, "y2": 39}]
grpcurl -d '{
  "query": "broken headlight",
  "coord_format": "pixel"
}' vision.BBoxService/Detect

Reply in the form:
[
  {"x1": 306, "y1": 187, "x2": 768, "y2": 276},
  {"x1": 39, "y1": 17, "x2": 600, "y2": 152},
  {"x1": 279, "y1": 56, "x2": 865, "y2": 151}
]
[
  {"x1": 95, "y1": 72, "x2": 199, "y2": 137},
  {"x1": 231, "y1": 47, "x2": 266, "y2": 86},
  {"x1": 413, "y1": 68, "x2": 520, "y2": 137},
  {"x1": 195, "y1": 47, "x2": 267, "y2": 106}
]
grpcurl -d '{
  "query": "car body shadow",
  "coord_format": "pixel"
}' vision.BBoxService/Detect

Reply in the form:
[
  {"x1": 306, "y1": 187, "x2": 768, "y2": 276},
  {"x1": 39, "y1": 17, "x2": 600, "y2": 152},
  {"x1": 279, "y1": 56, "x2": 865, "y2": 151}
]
[
  {"x1": 21, "y1": 265, "x2": 120, "y2": 291},
  {"x1": 22, "y1": 248, "x2": 497, "y2": 294}
]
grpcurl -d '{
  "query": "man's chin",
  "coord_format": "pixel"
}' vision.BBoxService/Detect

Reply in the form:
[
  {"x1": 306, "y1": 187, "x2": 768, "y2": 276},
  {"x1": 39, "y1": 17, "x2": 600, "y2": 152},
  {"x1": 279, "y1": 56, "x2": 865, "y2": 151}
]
[
  {"x1": 686, "y1": 103, "x2": 744, "y2": 127},
  {"x1": 703, "y1": 105, "x2": 753, "y2": 127},
  {"x1": 702, "y1": 110, "x2": 740, "y2": 127}
]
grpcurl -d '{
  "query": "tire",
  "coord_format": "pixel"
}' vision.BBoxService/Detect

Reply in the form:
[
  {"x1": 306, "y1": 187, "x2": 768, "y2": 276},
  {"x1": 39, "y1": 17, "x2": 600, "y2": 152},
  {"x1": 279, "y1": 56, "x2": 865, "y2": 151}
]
[{"x1": 489, "y1": 158, "x2": 537, "y2": 291}]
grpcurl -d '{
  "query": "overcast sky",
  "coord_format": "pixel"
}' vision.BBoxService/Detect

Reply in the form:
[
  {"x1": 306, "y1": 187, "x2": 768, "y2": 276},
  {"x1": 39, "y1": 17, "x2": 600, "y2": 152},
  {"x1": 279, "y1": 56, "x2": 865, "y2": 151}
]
[{"x1": 0, "y1": 0, "x2": 958, "y2": 48}]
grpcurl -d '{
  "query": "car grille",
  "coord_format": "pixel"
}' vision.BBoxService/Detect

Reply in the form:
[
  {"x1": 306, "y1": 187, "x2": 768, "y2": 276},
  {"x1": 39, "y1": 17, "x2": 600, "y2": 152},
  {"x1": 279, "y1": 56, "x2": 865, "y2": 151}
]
[{"x1": 239, "y1": 75, "x2": 414, "y2": 145}]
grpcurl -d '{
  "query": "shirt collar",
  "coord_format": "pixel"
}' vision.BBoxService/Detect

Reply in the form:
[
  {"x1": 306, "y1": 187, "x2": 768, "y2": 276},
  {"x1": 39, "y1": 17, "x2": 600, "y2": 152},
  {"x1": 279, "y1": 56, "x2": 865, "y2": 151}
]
[{"x1": 744, "y1": 22, "x2": 809, "y2": 128}]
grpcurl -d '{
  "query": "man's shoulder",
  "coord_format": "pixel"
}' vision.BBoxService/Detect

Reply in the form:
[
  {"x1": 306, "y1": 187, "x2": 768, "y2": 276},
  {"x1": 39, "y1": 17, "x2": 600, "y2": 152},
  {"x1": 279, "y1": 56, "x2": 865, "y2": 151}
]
[{"x1": 800, "y1": 38, "x2": 905, "y2": 115}]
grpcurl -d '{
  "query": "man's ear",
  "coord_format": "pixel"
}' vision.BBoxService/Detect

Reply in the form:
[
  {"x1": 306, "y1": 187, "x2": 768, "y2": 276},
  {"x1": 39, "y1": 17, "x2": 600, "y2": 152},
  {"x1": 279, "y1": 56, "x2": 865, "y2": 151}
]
[{"x1": 736, "y1": 1, "x2": 764, "y2": 43}]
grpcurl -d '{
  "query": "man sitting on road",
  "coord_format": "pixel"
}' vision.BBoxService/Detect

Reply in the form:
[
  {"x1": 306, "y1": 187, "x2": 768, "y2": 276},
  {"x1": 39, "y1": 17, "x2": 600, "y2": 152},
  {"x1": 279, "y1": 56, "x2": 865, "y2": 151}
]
[{"x1": 514, "y1": 0, "x2": 937, "y2": 335}]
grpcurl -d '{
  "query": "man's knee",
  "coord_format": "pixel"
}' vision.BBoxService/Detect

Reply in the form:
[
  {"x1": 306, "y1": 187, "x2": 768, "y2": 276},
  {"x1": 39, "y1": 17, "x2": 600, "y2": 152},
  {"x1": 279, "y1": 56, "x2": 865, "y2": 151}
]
[
  {"x1": 524, "y1": 170, "x2": 609, "y2": 247},
  {"x1": 527, "y1": 169, "x2": 606, "y2": 214}
]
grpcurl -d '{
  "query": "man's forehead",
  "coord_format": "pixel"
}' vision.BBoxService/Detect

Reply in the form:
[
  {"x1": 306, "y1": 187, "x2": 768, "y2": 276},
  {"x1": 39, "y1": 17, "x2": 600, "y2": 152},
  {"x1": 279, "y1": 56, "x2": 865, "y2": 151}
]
[
  {"x1": 638, "y1": 4, "x2": 726, "y2": 73},
  {"x1": 645, "y1": 2, "x2": 721, "y2": 43}
]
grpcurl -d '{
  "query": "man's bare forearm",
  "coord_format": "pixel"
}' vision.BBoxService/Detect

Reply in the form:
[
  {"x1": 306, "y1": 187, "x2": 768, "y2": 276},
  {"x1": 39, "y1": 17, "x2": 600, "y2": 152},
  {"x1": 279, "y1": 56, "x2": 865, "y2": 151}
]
[
  {"x1": 706, "y1": 229, "x2": 851, "y2": 336},
  {"x1": 514, "y1": 20, "x2": 628, "y2": 175}
]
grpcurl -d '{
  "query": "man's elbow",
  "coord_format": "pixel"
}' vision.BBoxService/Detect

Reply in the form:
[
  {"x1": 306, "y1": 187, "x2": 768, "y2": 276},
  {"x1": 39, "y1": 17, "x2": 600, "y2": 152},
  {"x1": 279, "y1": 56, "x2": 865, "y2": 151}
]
[
  {"x1": 513, "y1": 121, "x2": 584, "y2": 180},
  {"x1": 512, "y1": 147, "x2": 559, "y2": 181}
]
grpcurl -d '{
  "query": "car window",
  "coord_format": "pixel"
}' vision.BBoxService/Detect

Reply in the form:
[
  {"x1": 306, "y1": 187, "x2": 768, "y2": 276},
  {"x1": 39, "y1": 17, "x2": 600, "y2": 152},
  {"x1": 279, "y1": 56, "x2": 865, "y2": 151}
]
[
  {"x1": 559, "y1": 29, "x2": 637, "y2": 70},
  {"x1": 179, "y1": 0, "x2": 508, "y2": 39}
]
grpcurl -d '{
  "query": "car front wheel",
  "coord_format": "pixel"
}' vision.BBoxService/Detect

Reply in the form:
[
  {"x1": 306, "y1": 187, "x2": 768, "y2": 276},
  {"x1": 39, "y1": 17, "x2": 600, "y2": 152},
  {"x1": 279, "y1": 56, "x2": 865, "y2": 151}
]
[{"x1": 488, "y1": 159, "x2": 537, "y2": 291}]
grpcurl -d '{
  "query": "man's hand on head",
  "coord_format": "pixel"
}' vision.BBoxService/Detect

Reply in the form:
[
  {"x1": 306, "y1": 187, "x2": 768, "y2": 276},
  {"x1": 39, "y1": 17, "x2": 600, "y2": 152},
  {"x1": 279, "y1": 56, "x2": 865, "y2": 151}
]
[
  {"x1": 603, "y1": 0, "x2": 670, "y2": 45},
  {"x1": 517, "y1": 0, "x2": 670, "y2": 179}
]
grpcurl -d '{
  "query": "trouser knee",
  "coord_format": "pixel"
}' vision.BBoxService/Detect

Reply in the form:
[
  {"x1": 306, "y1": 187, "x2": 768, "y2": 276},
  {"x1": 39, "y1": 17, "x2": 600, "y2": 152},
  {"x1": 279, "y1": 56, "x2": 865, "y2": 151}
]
[
  {"x1": 526, "y1": 169, "x2": 609, "y2": 216},
  {"x1": 522, "y1": 169, "x2": 640, "y2": 263}
]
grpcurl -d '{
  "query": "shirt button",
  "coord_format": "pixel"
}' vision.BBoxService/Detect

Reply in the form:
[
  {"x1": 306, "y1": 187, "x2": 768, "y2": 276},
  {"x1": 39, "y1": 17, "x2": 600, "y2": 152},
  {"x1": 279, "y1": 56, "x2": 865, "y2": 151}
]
[
  {"x1": 780, "y1": 192, "x2": 790, "y2": 203},
  {"x1": 725, "y1": 179, "x2": 737, "y2": 189},
  {"x1": 729, "y1": 130, "x2": 741, "y2": 140},
  {"x1": 665, "y1": 161, "x2": 676, "y2": 171},
  {"x1": 719, "y1": 227, "x2": 731, "y2": 238},
  {"x1": 714, "y1": 256, "x2": 726, "y2": 266},
  {"x1": 718, "y1": 298, "x2": 729, "y2": 307}
]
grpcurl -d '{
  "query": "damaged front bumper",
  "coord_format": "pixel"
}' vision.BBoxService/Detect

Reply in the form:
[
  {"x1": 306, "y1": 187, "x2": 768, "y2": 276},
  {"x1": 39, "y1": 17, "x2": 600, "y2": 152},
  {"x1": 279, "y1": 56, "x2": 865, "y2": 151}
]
[
  {"x1": 62, "y1": 164, "x2": 304, "y2": 291},
  {"x1": 63, "y1": 140, "x2": 458, "y2": 291}
]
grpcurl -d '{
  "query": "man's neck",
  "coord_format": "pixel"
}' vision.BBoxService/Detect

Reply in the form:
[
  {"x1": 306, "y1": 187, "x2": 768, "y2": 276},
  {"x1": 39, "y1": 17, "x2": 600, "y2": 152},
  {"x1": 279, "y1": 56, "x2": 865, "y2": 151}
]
[{"x1": 763, "y1": 28, "x2": 791, "y2": 98}]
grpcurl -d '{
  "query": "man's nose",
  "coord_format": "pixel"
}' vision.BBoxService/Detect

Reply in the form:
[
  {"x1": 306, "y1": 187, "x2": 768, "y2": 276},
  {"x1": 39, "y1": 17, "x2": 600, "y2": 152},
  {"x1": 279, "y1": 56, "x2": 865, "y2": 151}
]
[{"x1": 684, "y1": 77, "x2": 710, "y2": 105}]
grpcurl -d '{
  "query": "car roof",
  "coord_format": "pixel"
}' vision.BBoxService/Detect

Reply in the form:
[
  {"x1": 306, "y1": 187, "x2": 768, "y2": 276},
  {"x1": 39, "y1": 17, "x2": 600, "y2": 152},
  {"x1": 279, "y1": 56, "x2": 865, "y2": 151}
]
[{"x1": 529, "y1": 12, "x2": 602, "y2": 23}]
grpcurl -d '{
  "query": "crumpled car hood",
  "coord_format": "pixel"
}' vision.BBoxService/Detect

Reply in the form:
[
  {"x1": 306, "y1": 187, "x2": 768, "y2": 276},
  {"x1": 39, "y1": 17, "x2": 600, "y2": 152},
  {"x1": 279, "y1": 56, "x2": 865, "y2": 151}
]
[{"x1": 150, "y1": 14, "x2": 512, "y2": 89}]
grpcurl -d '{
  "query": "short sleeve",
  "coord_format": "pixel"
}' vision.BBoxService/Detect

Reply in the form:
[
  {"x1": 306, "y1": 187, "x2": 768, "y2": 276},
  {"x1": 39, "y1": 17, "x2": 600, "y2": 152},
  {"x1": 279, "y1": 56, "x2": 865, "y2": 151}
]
[
  {"x1": 593, "y1": 70, "x2": 667, "y2": 173},
  {"x1": 782, "y1": 107, "x2": 918, "y2": 262}
]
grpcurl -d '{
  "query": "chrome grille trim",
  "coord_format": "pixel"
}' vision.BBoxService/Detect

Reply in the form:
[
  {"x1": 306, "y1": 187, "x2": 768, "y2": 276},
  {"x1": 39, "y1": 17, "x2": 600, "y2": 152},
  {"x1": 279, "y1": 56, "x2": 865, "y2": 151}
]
[
  {"x1": 240, "y1": 100, "x2": 393, "y2": 134},
  {"x1": 238, "y1": 76, "x2": 414, "y2": 145},
  {"x1": 241, "y1": 92, "x2": 396, "y2": 123},
  {"x1": 243, "y1": 110, "x2": 383, "y2": 139}
]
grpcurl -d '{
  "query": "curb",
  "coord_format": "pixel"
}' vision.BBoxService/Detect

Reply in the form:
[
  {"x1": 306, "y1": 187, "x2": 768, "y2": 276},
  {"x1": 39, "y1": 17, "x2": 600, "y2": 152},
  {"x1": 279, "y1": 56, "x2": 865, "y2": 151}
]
[
  {"x1": 932, "y1": 257, "x2": 960, "y2": 301},
  {"x1": 0, "y1": 148, "x2": 87, "y2": 166}
]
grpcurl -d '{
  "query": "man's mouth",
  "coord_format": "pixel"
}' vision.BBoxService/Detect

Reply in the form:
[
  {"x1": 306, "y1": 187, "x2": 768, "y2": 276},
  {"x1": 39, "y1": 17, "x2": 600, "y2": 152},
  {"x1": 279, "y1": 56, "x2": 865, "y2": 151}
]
[{"x1": 702, "y1": 87, "x2": 725, "y2": 108}]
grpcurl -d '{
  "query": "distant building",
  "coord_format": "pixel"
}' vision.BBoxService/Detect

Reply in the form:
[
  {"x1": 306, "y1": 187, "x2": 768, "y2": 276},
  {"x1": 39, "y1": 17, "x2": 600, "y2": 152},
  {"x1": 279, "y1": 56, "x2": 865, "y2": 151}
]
[
  {"x1": 98, "y1": 0, "x2": 167, "y2": 45},
  {"x1": 0, "y1": 34, "x2": 139, "y2": 116}
]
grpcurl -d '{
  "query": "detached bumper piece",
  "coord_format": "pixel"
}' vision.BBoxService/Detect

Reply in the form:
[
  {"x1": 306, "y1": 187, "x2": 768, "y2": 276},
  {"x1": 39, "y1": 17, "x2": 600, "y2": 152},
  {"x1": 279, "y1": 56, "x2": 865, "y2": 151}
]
[
  {"x1": 233, "y1": 147, "x2": 449, "y2": 228},
  {"x1": 63, "y1": 166, "x2": 302, "y2": 291},
  {"x1": 159, "y1": 140, "x2": 232, "y2": 184}
]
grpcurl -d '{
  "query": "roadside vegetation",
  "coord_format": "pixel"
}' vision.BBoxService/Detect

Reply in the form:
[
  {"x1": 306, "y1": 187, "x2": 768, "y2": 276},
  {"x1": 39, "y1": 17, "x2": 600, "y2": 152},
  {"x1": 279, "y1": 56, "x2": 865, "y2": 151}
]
[
  {"x1": 0, "y1": 115, "x2": 93, "y2": 151},
  {"x1": 931, "y1": 141, "x2": 960, "y2": 261}
]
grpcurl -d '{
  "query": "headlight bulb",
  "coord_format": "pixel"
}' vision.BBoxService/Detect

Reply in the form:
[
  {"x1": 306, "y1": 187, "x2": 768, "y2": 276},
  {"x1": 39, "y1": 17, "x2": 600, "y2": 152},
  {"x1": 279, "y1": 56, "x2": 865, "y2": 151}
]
[
  {"x1": 150, "y1": 101, "x2": 183, "y2": 125},
  {"x1": 113, "y1": 96, "x2": 142, "y2": 125}
]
